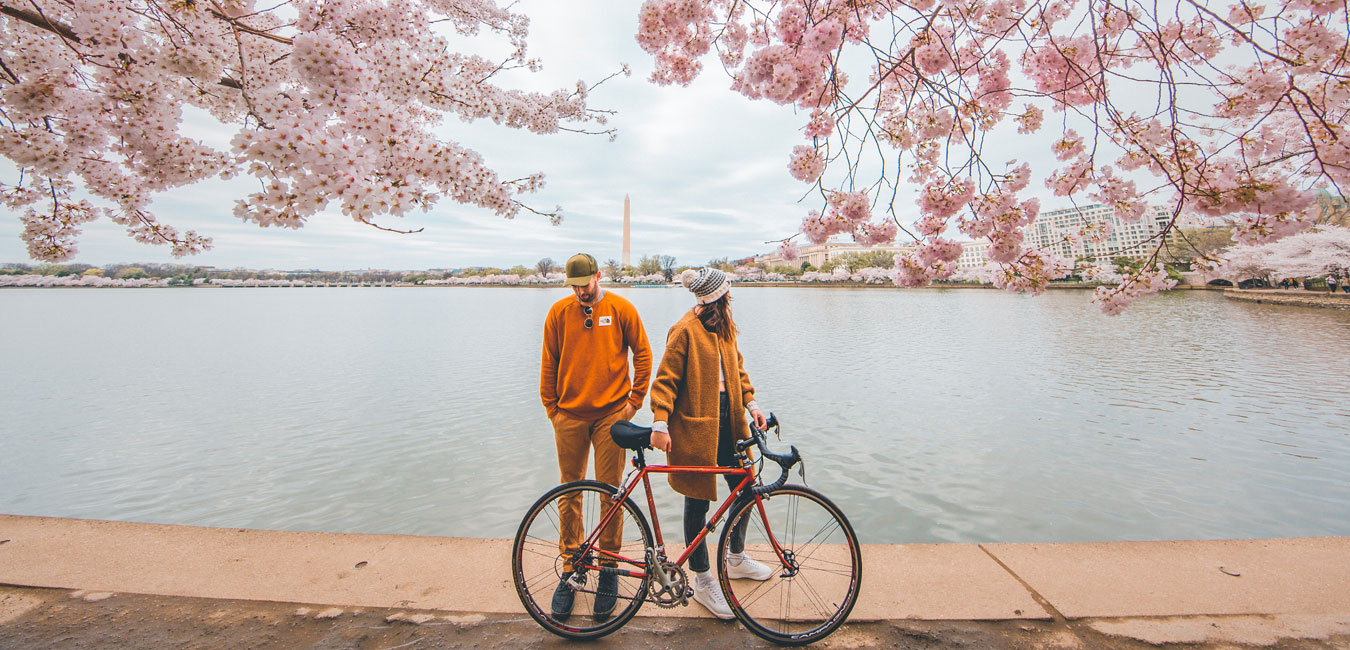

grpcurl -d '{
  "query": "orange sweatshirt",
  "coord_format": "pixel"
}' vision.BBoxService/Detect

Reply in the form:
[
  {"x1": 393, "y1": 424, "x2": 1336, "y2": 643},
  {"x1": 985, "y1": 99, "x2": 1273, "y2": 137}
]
[{"x1": 540, "y1": 291, "x2": 652, "y2": 420}]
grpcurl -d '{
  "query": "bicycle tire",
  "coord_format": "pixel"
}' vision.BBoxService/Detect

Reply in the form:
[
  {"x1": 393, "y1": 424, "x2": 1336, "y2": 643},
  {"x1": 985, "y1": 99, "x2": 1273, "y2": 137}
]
[
  {"x1": 716, "y1": 485, "x2": 862, "y2": 646},
  {"x1": 511, "y1": 480, "x2": 654, "y2": 640}
]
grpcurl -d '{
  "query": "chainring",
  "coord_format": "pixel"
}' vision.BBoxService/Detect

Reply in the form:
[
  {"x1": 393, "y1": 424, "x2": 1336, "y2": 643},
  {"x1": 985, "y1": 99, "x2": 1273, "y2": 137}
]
[{"x1": 647, "y1": 561, "x2": 689, "y2": 608}]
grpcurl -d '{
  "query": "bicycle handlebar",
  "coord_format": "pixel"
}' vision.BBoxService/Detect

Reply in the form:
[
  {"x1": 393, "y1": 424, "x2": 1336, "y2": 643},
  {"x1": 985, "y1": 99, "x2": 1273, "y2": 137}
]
[{"x1": 738, "y1": 412, "x2": 800, "y2": 495}]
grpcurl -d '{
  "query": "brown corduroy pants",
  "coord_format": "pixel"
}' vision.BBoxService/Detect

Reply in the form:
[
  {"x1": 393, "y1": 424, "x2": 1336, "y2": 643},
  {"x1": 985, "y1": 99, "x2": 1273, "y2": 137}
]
[{"x1": 551, "y1": 408, "x2": 627, "y2": 571}]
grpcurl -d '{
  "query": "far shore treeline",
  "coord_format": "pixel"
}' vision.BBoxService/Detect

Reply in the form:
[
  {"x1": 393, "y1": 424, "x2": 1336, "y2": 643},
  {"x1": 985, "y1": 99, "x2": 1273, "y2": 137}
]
[
  {"x1": 0, "y1": 240, "x2": 1199, "y2": 285},
  {"x1": 4, "y1": 225, "x2": 1347, "y2": 291},
  {"x1": 0, "y1": 252, "x2": 858, "y2": 286}
]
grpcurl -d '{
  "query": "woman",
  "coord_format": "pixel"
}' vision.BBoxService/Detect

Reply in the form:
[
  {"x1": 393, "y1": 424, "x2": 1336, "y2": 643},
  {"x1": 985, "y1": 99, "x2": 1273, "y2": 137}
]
[{"x1": 649, "y1": 267, "x2": 773, "y2": 619}]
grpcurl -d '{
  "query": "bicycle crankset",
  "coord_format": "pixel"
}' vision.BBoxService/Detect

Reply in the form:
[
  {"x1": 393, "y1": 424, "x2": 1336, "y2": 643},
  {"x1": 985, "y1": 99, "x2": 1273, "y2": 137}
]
[{"x1": 647, "y1": 561, "x2": 689, "y2": 608}]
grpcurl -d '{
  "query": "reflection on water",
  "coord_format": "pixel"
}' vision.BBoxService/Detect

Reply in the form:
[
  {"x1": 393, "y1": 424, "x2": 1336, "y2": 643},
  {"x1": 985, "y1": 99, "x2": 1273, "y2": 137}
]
[{"x1": 1, "y1": 287, "x2": 1347, "y2": 543}]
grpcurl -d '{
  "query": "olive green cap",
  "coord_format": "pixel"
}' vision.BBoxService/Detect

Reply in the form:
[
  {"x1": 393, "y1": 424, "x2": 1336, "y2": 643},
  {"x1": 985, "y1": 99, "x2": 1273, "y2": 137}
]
[{"x1": 564, "y1": 253, "x2": 599, "y2": 286}]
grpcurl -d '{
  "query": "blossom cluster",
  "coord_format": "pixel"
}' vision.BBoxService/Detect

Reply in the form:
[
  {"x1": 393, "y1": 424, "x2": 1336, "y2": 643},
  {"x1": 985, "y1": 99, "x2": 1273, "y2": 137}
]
[
  {"x1": 1091, "y1": 264, "x2": 1178, "y2": 315},
  {"x1": 0, "y1": 274, "x2": 169, "y2": 288},
  {"x1": 617, "y1": 273, "x2": 669, "y2": 284},
  {"x1": 424, "y1": 273, "x2": 565, "y2": 285},
  {"x1": 798, "y1": 190, "x2": 896, "y2": 247},
  {"x1": 991, "y1": 249, "x2": 1075, "y2": 297},
  {"x1": 787, "y1": 145, "x2": 825, "y2": 183},
  {"x1": 891, "y1": 238, "x2": 959, "y2": 287},
  {"x1": 800, "y1": 267, "x2": 892, "y2": 284},
  {"x1": 1203, "y1": 225, "x2": 1350, "y2": 283},
  {"x1": 1, "y1": 0, "x2": 619, "y2": 261},
  {"x1": 635, "y1": 0, "x2": 1350, "y2": 312}
]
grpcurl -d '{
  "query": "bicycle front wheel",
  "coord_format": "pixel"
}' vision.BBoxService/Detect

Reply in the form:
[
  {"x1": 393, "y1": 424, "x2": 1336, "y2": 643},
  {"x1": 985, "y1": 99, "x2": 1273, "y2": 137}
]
[
  {"x1": 511, "y1": 480, "x2": 653, "y2": 640},
  {"x1": 717, "y1": 485, "x2": 862, "y2": 646}
]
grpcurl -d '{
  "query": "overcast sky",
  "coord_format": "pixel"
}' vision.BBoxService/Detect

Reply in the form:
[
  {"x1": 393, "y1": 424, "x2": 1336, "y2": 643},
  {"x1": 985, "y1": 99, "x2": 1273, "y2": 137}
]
[{"x1": 0, "y1": 0, "x2": 1069, "y2": 271}]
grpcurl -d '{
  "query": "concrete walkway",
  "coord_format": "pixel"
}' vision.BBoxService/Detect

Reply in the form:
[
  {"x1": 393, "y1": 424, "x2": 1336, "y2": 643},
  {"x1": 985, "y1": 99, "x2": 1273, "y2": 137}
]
[
  {"x1": 1223, "y1": 288, "x2": 1350, "y2": 310},
  {"x1": 2, "y1": 515, "x2": 1348, "y2": 623}
]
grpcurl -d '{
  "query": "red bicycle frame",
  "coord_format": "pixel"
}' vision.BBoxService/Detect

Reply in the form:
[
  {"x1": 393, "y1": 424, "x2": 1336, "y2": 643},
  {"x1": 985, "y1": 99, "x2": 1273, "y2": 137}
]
[{"x1": 568, "y1": 457, "x2": 791, "y2": 580}]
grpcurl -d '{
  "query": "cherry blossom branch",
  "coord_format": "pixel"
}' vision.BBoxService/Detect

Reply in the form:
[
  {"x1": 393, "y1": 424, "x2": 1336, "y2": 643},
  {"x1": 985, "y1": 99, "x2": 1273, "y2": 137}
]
[
  {"x1": 357, "y1": 217, "x2": 425, "y2": 234},
  {"x1": 1, "y1": 4, "x2": 78, "y2": 43},
  {"x1": 208, "y1": 2, "x2": 294, "y2": 45},
  {"x1": 0, "y1": 56, "x2": 20, "y2": 84}
]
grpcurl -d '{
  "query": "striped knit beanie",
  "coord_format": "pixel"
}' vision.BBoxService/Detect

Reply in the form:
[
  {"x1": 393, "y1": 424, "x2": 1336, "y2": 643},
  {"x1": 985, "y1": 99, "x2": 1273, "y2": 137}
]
[{"x1": 681, "y1": 267, "x2": 730, "y2": 304}]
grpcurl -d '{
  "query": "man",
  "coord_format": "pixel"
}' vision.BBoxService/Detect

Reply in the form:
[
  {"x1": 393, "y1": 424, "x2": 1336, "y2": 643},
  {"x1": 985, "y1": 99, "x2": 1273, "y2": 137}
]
[{"x1": 540, "y1": 252, "x2": 652, "y2": 622}]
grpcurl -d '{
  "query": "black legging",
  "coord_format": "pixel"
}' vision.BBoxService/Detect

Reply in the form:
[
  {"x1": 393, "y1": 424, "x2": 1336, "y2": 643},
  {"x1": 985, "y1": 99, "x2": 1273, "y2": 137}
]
[{"x1": 684, "y1": 392, "x2": 749, "y2": 573}]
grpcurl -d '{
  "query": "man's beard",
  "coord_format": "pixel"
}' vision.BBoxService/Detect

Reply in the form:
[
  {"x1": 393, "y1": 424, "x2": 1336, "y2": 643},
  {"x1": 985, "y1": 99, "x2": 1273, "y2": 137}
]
[{"x1": 577, "y1": 289, "x2": 594, "y2": 303}]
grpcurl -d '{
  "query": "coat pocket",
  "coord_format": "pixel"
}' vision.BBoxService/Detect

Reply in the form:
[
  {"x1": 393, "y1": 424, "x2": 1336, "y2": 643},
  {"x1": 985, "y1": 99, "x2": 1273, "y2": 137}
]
[{"x1": 670, "y1": 413, "x2": 719, "y2": 467}]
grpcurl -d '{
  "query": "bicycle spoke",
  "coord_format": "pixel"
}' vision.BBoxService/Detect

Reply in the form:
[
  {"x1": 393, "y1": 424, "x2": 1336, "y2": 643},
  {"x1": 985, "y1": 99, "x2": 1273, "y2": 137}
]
[
  {"x1": 542, "y1": 505, "x2": 561, "y2": 534},
  {"x1": 520, "y1": 537, "x2": 559, "y2": 559},
  {"x1": 793, "y1": 518, "x2": 843, "y2": 561},
  {"x1": 794, "y1": 572, "x2": 839, "y2": 620},
  {"x1": 512, "y1": 482, "x2": 654, "y2": 641},
  {"x1": 796, "y1": 563, "x2": 859, "y2": 578},
  {"x1": 796, "y1": 517, "x2": 841, "y2": 550},
  {"x1": 720, "y1": 487, "x2": 860, "y2": 645},
  {"x1": 737, "y1": 575, "x2": 784, "y2": 611},
  {"x1": 522, "y1": 566, "x2": 559, "y2": 594}
]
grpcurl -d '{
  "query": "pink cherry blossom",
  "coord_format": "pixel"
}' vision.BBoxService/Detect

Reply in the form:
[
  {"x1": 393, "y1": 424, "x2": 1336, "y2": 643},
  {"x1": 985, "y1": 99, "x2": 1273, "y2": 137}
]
[
  {"x1": 788, "y1": 145, "x2": 826, "y2": 183},
  {"x1": 634, "y1": 0, "x2": 1347, "y2": 311},
  {"x1": 2, "y1": 0, "x2": 622, "y2": 260},
  {"x1": 1092, "y1": 264, "x2": 1178, "y2": 315},
  {"x1": 804, "y1": 109, "x2": 836, "y2": 139}
]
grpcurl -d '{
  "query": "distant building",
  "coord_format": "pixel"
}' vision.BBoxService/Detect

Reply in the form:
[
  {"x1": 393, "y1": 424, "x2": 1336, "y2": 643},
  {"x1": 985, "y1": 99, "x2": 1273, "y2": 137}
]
[
  {"x1": 753, "y1": 201, "x2": 1199, "y2": 268},
  {"x1": 754, "y1": 238, "x2": 917, "y2": 268},
  {"x1": 1028, "y1": 203, "x2": 1172, "y2": 262},
  {"x1": 957, "y1": 240, "x2": 990, "y2": 270}
]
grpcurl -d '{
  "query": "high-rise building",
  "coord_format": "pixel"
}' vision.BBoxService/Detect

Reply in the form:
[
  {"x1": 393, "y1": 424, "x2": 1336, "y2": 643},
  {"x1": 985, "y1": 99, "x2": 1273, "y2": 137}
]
[
  {"x1": 956, "y1": 240, "x2": 990, "y2": 269},
  {"x1": 1027, "y1": 203, "x2": 1172, "y2": 262}
]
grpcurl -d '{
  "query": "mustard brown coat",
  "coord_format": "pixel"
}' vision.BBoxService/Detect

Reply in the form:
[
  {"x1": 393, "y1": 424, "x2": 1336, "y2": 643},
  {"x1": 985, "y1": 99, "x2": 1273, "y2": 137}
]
[{"x1": 649, "y1": 310, "x2": 756, "y2": 501}]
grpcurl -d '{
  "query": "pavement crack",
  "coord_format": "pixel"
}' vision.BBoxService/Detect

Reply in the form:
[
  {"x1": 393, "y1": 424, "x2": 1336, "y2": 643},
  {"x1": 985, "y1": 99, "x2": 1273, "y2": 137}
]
[{"x1": 978, "y1": 544, "x2": 1114, "y2": 650}]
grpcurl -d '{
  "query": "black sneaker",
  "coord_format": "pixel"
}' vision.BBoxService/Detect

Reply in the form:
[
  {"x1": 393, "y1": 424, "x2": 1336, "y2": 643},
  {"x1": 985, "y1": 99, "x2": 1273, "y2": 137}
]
[
  {"x1": 593, "y1": 571, "x2": 618, "y2": 622},
  {"x1": 550, "y1": 571, "x2": 575, "y2": 621}
]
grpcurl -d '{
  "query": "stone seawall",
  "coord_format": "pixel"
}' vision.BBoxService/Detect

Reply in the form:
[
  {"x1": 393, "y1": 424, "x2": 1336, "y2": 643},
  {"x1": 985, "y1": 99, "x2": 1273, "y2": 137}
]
[
  {"x1": 1224, "y1": 289, "x2": 1350, "y2": 310},
  {"x1": 2, "y1": 515, "x2": 1348, "y2": 648}
]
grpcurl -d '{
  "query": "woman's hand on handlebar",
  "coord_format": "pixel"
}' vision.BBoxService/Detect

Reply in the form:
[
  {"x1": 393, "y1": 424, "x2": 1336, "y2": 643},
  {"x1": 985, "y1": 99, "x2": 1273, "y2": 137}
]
[
  {"x1": 650, "y1": 430, "x2": 672, "y2": 453},
  {"x1": 750, "y1": 409, "x2": 767, "y2": 431}
]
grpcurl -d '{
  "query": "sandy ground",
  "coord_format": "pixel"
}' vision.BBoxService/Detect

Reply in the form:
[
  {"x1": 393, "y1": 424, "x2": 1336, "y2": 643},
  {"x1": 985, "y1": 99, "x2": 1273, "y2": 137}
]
[{"x1": 2, "y1": 585, "x2": 1348, "y2": 650}]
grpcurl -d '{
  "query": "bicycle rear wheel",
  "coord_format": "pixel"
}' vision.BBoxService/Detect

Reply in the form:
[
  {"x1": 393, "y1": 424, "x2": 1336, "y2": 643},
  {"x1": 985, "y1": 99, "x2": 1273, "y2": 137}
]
[
  {"x1": 511, "y1": 480, "x2": 653, "y2": 640},
  {"x1": 717, "y1": 485, "x2": 862, "y2": 646}
]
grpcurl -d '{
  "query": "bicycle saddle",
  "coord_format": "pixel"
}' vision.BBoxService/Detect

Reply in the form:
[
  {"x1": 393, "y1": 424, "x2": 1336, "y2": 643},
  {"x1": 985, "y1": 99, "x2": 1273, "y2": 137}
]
[{"x1": 609, "y1": 420, "x2": 652, "y2": 450}]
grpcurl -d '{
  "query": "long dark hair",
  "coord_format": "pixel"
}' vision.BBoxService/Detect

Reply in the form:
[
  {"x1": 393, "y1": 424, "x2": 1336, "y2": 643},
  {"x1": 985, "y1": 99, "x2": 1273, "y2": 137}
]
[{"x1": 696, "y1": 294, "x2": 737, "y2": 339}]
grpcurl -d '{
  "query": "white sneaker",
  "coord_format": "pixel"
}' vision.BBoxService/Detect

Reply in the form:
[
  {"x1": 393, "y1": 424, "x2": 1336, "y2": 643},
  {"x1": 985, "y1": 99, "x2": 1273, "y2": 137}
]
[
  {"x1": 691, "y1": 571, "x2": 734, "y2": 620},
  {"x1": 725, "y1": 552, "x2": 774, "y2": 581}
]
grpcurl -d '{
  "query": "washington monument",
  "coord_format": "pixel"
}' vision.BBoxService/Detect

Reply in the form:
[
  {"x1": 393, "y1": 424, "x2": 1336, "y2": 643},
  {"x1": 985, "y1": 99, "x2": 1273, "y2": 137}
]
[{"x1": 622, "y1": 194, "x2": 631, "y2": 269}]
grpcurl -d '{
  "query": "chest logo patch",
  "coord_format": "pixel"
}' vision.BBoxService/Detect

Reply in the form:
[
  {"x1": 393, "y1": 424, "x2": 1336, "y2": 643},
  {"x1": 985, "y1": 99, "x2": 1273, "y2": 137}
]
[{"x1": 598, "y1": 316, "x2": 612, "y2": 326}]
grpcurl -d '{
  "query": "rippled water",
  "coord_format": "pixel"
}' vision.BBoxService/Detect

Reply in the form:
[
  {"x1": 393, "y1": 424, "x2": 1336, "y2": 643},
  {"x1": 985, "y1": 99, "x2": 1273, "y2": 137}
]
[{"x1": 2, "y1": 286, "x2": 1347, "y2": 543}]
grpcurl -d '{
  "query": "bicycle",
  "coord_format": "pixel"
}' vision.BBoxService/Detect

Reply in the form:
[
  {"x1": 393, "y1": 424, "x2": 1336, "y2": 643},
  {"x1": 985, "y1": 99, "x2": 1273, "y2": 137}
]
[{"x1": 511, "y1": 414, "x2": 862, "y2": 645}]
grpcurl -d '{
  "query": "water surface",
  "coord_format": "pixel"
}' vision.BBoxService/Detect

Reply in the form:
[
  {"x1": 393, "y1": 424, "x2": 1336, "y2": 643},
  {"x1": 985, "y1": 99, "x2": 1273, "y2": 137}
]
[{"x1": 2, "y1": 286, "x2": 1347, "y2": 543}]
